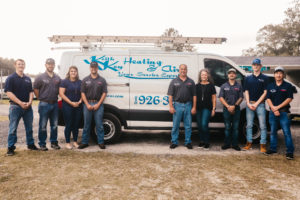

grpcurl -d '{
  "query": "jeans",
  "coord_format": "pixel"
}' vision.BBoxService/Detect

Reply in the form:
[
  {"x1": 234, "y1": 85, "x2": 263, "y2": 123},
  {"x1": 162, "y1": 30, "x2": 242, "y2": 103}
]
[
  {"x1": 7, "y1": 105, "x2": 34, "y2": 148},
  {"x1": 269, "y1": 111, "x2": 294, "y2": 154},
  {"x1": 62, "y1": 102, "x2": 82, "y2": 143},
  {"x1": 196, "y1": 108, "x2": 211, "y2": 144},
  {"x1": 170, "y1": 102, "x2": 192, "y2": 145},
  {"x1": 246, "y1": 103, "x2": 267, "y2": 144},
  {"x1": 223, "y1": 106, "x2": 241, "y2": 146},
  {"x1": 38, "y1": 102, "x2": 59, "y2": 147},
  {"x1": 81, "y1": 103, "x2": 104, "y2": 144}
]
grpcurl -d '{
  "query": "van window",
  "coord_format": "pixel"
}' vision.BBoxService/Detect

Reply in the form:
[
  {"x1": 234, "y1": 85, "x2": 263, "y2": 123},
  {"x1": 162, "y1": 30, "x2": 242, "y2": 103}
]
[{"x1": 204, "y1": 58, "x2": 244, "y2": 87}]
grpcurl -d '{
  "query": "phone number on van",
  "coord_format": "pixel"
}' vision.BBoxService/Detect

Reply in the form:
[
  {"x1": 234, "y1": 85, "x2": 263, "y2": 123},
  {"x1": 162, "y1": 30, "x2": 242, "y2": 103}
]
[{"x1": 134, "y1": 95, "x2": 169, "y2": 105}]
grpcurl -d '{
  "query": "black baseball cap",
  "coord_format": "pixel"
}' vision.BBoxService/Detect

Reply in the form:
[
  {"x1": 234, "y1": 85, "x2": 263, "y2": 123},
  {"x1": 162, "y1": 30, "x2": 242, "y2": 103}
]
[{"x1": 90, "y1": 61, "x2": 98, "y2": 67}]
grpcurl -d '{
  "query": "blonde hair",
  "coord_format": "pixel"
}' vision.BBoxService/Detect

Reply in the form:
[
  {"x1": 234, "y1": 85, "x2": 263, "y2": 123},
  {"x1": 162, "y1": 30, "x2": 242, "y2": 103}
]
[{"x1": 66, "y1": 66, "x2": 79, "y2": 80}]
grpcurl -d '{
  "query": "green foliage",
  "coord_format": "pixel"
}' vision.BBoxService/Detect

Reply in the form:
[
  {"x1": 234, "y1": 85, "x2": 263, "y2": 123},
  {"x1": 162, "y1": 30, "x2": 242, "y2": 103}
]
[
  {"x1": 243, "y1": 0, "x2": 300, "y2": 56},
  {"x1": 0, "y1": 57, "x2": 15, "y2": 76}
]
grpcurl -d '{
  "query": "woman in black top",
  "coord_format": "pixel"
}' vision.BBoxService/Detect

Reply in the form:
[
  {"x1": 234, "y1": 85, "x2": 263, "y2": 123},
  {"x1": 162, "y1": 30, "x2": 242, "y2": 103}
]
[{"x1": 196, "y1": 69, "x2": 216, "y2": 149}]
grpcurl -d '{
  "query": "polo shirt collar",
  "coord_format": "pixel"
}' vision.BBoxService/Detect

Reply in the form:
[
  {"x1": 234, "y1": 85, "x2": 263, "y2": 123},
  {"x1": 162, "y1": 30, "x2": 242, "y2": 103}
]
[
  {"x1": 177, "y1": 76, "x2": 189, "y2": 82},
  {"x1": 227, "y1": 81, "x2": 237, "y2": 86},
  {"x1": 89, "y1": 74, "x2": 100, "y2": 79},
  {"x1": 252, "y1": 73, "x2": 262, "y2": 78},
  {"x1": 44, "y1": 71, "x2": 56, "y2": 78}
]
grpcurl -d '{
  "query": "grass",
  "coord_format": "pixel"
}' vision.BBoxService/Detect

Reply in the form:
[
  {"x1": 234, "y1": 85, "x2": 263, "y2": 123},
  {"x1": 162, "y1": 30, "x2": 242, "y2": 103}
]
[{"x1": 1, "y1": 149, "x2": 300, "y2": 200}]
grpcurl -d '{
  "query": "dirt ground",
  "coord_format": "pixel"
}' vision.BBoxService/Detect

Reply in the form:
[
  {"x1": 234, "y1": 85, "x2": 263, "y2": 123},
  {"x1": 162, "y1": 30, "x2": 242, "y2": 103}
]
[{"x1": 1, "y1": 104, "x2": 300, "y2": 199}]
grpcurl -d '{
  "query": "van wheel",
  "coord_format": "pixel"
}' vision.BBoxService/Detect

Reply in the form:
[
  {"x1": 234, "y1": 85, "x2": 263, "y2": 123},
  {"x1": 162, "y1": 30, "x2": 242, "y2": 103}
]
[
  {"x1": 90, "y1": 113, "x2": 122, "y2": 144},
  {"x1": 242, "y1": 118, "x2": 261, "y2": 143}
]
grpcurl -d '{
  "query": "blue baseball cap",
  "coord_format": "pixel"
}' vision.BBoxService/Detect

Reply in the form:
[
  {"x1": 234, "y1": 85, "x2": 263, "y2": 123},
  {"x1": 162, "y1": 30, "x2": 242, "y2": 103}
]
[{"x1": 252, "y1": 58, "x2": 261, "y2": 65}]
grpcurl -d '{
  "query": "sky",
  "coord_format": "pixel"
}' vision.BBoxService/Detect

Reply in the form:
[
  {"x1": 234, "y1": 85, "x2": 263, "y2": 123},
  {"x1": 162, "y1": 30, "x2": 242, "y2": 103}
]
[{"x1": 0, "y1": 0, "x2": 292, "y2": 74}]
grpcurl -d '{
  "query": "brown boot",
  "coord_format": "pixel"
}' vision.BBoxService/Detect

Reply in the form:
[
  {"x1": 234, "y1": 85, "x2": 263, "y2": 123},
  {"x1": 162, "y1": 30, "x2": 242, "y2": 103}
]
[
  {"x1": 242, "y1": 142, "x2": 252, "y2": 151},
  {"x1": 260, "y1": 144, "x2": 267, "y2": 153}
]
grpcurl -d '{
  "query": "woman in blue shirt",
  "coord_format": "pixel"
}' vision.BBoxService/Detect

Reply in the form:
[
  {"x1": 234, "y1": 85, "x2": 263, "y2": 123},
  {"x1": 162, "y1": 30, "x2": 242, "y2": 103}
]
[{"x1": 59, "y1": 66, "x2": 82, "y2": 149}]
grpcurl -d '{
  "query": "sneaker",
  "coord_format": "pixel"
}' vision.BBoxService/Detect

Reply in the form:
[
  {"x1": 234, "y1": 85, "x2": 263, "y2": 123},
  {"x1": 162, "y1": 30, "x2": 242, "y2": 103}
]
[
  {"x1": 27, "y1": 144, "x2": 39, "y2": 150},
  {"x1": 198, "y1": 142, "x2": 205, "y2": 148},
  {"x1": 221, "y1": 144, "x2": 231, "y2": 150},
  {"x1": 286, "y1": 153, "x2": 294, "y2": 160},
  {"x1": 169, "y1": 143, "x2": 178, "y2": 149},
  {"x1": 232, "y1": 146, "x2": 241, "y2": 151},
  {"x1": 204, "y1": 144, "x2": 210, "y2": 150},
  {"x1": 260, "y1": 144, "x2": 267, "y2": 153},
  {"x1": 242, "y1": 142, "x2": 252, "y2": 151},
  {"x1": 185, "y1": 143, "x2": 193, "y2": 149},
  {"x1": 264, "y1": 149, "x2": 277, "y2": 156},
  {"x1": 6, "y1": 148, "x2": 15, "y2": 156},
  {"x1": 40, "y1": 146, "x2": 48, "y2": 151},
  {"x1": 99, "y1": 143, "x2": 106, "y2": 149},
  {"x1": 51, "y1": 142, "x2": 61, "y2": 150},
  {"x1": 78, "y1": 144, "x2": 89, "y2": 149}
]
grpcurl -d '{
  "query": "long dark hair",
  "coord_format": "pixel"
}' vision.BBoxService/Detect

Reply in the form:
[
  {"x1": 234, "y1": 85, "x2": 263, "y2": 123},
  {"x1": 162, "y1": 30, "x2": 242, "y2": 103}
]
[{"x1": 198, "y1": 69, "x2": 214, "y2": 84}]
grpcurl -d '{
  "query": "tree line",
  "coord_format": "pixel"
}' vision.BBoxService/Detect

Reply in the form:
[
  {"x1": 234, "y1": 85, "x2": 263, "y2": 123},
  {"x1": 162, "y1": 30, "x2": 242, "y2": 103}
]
[
  {"x1": 243, "y1": 0, "x2": 300, "y2": 56},
  {"x1": 0, "y1": 57, "x2": 15, "y2": 76}
]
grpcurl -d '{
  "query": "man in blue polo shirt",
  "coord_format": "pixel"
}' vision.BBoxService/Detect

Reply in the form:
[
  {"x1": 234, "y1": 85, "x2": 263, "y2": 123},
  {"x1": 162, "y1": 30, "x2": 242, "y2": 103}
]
[
  {"x1": 265, "y1": 66, "x2": 295, "y2": 160},
  {"x1": 242, "y1": 58, "x2": 268, "y2": 153},
  {"x1": 219, "y1": 68, "x2": 243, "y2": 151},
  {"x1": 4, "y1": 59, "x2": 38, "y2": 156}
]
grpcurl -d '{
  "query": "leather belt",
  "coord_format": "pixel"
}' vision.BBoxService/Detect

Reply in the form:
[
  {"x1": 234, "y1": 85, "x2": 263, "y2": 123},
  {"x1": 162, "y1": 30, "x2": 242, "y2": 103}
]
[
  {"x1": 41, "y1": 100, "x2": 57, "y2": 104},
  {"x1": 88, "y1": 100, "x2": 98, "y2": 103}
]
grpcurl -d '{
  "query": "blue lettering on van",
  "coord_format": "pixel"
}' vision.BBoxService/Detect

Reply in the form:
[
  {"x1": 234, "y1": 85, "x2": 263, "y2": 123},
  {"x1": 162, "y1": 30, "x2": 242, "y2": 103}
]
[
  {"x1": 84, "y1": 56, "x2": 123, "y2": 71},
  {"x1": 134, "y1": 95, "x2": 169, "y2": 105},
  {"x1": 83, "y1": 56, "x2": 179, "y2": 79}
]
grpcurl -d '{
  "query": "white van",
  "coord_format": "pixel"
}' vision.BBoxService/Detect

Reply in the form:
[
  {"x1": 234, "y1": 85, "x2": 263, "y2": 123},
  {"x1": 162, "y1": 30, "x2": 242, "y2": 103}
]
[
  {"x1": 55, "y1": 43, "x2": 300, "y2": 144},
  {"x1": 57, "y1": 47, "x2": 248, "y2": 143}
]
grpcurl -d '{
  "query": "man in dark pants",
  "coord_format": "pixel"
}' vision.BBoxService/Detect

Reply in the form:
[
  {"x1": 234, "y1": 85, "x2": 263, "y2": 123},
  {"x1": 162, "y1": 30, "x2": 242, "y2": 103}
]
[
  {"x1": 34, "y1": 58, "x2": 61, "y2": 151},
  {"x1": 167, "y1": 64, "x2": 196, "y2": 149},
  {"x1": 79, "y1": 61, "x2": 107, "y2": 149},
  {"x1": 5, "y1": 59, "x2": 38, "y2": 156},
  {"x1": 265, "y1": 66, "x2": 295, "y2": 160},
  {"x1": 219, "y1": 68, "x2": 243, "y2": 151}
]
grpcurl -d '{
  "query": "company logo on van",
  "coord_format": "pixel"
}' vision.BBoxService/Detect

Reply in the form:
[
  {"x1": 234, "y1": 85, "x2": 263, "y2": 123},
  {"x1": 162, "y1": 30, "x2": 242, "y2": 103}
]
[{"x1": 84, "y1": 55, "x2": 179, "y2": 80}]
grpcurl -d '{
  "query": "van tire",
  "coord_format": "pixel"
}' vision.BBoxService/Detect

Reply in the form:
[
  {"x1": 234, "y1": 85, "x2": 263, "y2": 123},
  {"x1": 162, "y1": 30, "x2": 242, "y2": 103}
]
[
  {"x1": 90, "y1": 113, "x2": 122, "y2": 144},
  {"x1": 241, "y1": 118, "x2": 261, "y2": 144}
]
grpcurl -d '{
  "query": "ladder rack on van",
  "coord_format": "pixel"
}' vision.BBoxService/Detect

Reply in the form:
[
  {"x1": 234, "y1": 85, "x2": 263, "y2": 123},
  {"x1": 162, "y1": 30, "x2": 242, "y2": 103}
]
[{"x1": 48, "y1": 35, "x2": 227, "y2": 51}]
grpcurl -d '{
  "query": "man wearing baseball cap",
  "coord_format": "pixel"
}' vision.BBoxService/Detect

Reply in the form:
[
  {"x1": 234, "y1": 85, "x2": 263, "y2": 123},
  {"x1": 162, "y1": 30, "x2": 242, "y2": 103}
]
[
  {"x1": 219, "y1": 68, "x2": 243, "y2": 151},
  {"x1": 34, "y1": 58, "x2": 61, "y2": 151},
  {"x1": 78, "y1": 61, "x2": 107, "y2": 149},
  {"x1": 242, "y1": 58, "x2": 269, "y2": 152},
  {"x1": 265, "y1": 66, "x2": 295, "y2": 160}
]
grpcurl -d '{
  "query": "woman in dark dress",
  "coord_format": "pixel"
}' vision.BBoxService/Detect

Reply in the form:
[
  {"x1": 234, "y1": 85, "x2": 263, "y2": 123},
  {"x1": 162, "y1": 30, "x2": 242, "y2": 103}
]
[
  {"x1": 59, "y1": 66, "x2": 82, "y2": 149},
  {"x1": 196, "y1": 69, "x2": 216, "y2": 150}
]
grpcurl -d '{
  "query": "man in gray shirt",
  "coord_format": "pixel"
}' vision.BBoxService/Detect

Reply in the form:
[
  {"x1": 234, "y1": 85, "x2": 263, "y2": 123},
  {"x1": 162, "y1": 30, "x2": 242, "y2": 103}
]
[
  {"x1": 78, "y1": 61, "x2": 107, "y2": 149},
  {"x1": 34, "y1": 58, "x2": 61, "y2": 151},
  {"x1": 167, "y1": 64, "x2": 196, "y2": 149},
  {"x1": 219, "y1": 68, "x2": 243, "y2": 151}
]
